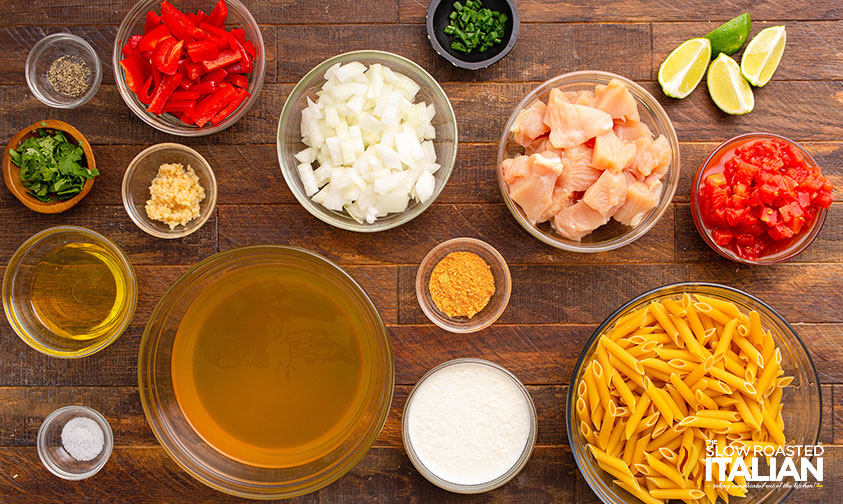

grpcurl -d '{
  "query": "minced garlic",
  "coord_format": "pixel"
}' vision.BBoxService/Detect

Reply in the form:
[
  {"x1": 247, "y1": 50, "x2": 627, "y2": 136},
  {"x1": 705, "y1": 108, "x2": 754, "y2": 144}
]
[{"x1": 145, "y1": 163, "x2": 205, "y2": 230}]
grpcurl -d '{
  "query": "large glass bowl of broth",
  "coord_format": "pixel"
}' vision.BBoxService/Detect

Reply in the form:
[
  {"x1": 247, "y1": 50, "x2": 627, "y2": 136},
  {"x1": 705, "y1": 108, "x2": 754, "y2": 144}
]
[{"x1": 138, "y1": 246, "x2": 394, "y2": 499}]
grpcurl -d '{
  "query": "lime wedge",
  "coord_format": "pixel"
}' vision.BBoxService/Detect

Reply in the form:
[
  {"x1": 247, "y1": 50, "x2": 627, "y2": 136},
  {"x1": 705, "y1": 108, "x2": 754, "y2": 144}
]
[
  {"x1": 705, "y1": 13, "x2": 751, "y2": 57},
  {"x1": 658, "y1": 38, "x2": 712, "y2": 99},
  {"x1": 741, "y1": 26, "x2": 787, "y2": 87},
  {"x1": 707, "y1": 53, "x2": 755, "y2": 115}
]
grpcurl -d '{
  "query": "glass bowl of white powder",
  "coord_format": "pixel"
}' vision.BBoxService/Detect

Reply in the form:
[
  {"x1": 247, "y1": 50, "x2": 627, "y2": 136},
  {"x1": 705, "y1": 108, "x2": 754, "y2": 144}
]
[
  {"x1": 37, "y1": 405, "x2": 113, "y2": 480},
  {"x1": 402, "y1": 358, "x2": 537, "y2": 493}
]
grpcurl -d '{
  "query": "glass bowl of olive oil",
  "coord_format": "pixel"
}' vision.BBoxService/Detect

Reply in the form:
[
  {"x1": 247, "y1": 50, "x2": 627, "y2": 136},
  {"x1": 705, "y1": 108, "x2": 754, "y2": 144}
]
[{"x1": 3, "y1": 226, "x2": 137, "y2": 358}]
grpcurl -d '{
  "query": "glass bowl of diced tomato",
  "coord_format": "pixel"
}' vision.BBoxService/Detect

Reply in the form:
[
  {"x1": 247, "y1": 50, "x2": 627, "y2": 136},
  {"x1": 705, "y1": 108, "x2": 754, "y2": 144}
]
[
  {"x1": 114, "y1": 0, "x2": 265, "y2": 136},
  {"x1": 691, "y1": 133, "x2": 833, "y2": 264}
]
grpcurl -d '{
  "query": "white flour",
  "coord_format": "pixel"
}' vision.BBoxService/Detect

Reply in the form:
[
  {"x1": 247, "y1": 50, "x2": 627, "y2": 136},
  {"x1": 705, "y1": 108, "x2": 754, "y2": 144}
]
[{"x1": 406, "y1": 362, "x2": 532, "y2": 486}]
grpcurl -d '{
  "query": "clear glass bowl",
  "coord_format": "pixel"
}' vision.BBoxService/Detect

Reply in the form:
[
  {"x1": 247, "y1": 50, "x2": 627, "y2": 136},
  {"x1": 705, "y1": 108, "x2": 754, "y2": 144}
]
[
  {"x1": 277, "y1": 50, "x2": 458, "y2": 232},
  {"x1": 566, "y1": 282, "x2": 821, "y2": 504},
  {"x1": 497, "y1": 71, "x2": 680, "y2": 252},
  {"x1": 2, "y1": 226, "x2": 137, "y2": 358},
  {"x1": 121, "y1": 143, "x2": 217, "y2": 239},
  {"x1": 137, "y1": 245, "x2": 394, "y2": 499},
  {"x1": 37, "y1": 405, "x2": 114, "y2": 480},
  {"x1": 690, "y1": 133, "x2": 828, "y2": 265},
  {"x1": 415, "y1": 237, "x2": 511, "y2": 333},
  {"x1": 113, "y1": 0, "x2": 266, "y2": 136},
  {"x1": 26, "y1": 33, "x2": 102, "y2": 109},
  {"x1": 402, "y1": 358, "x2": 537, "y2": 493}
]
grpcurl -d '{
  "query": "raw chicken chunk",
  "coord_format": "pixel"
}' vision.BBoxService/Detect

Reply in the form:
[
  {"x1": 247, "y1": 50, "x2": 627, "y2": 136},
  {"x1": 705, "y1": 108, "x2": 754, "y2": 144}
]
[
  {"x1": 553, "y1": 201, "x2": 610, "y2": 241},
  {"x1": 501, "y1": 154, "x2": 530, "y2": 185},
  {"x1": 632, "y1": 134, "x2": 671, "y2": 178},
  {"x1": 614, "y1": 120, "x2": 652, "y2": 142},
  {"x1": 592, "y1": 131, "x2": 637, "y2": 173},
  {"x1": 613, "y1": 180, "x2": 661, "y2": 227},
  {"x1": 537, "y1": 185, "x2": 574, "y2": 223},
  {"x1": 594, "y1": 79, "x2": 640, "y2": 123},
  {"x1": 559, "y1": 144, "x2": 601, "y2": 192},
  {"x1": 510, "y1": 100, "x2": 549, "y2": 148},
  {"x1": 582, "y1": 169, "x2": 628, "y2": 217},
  {"x1": 505, "y1": 153, "x2": 564, "y2": 224},
  {"x1": 543, "y1": 88, "x2": 613, "y2": 149}
]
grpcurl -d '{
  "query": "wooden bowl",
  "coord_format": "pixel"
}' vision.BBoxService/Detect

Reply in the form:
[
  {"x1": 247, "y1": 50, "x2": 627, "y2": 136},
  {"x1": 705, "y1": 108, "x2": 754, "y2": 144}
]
[{"x1": 3, "y1": 119, "x2": 96, "y2": 213}]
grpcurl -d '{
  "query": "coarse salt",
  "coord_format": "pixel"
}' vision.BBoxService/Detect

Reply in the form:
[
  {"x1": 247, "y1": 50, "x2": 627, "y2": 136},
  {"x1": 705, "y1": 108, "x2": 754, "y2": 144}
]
[
  {"x1": 61, "y1": 417, "x2": 104, "y2": 462},
  {"x1": 406, "y1": 361, "x2": 533, "y2": 486}
]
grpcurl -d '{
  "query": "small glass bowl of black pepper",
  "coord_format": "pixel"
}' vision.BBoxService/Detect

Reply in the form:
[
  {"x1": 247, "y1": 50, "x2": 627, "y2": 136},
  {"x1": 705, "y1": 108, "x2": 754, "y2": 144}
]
[{"x1": 26, "y1": 33, "x2": 102, "y2": 109}]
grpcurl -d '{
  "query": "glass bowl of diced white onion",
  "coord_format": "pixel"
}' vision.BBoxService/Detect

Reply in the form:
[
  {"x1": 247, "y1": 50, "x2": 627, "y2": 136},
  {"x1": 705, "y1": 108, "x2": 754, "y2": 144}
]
[{"x1": 277, "y1": 50, "x2": 458, "y2": 232}]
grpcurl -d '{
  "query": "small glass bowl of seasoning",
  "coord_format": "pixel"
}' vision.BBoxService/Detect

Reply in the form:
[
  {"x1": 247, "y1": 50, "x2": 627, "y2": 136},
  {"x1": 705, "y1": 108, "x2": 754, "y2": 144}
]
[
  {"x1": 25, "y1": 33, "x2": 102, "y2": 109},
  {"x1": 37, "y1": 405, "x2": 113, "y2": 480},
  {"x1": 416, "y1": 237, "x2": 511, "y2": 333}
]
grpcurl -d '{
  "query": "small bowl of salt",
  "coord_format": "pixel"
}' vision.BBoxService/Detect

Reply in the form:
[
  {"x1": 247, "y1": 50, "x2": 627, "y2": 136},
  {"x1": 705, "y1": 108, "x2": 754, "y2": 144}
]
[{"x1": 37, "y1": 405, "x2": 113, "y2": 480}]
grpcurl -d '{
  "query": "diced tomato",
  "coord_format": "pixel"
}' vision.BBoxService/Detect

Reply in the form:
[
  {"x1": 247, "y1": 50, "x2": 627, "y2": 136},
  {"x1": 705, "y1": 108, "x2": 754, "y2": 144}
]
[
  {"x1": 144, "y1": 11, "x2": 161, "y2": 33},
  {"x1": 137, "y1": 24, "x2": 172, "y2": 53},
  {"x1": 185, "y1": 40, "x2": 219, "y2": 63},
  {"x1": 697, "y1": 138, "x2": 833, "y2": 260},
  {"x1": 207, "y1": 0, "x2": 229, "y2": 27}
]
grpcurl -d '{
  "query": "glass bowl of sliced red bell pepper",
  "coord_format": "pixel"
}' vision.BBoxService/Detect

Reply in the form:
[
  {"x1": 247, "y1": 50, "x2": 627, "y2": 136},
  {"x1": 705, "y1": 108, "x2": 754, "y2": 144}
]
[
  {"x1": 691, "y1": 133, "x2": 833, "y2": 264},
  {"x1": 114, "y1": 0, "x2": 265, "y2": 136}
]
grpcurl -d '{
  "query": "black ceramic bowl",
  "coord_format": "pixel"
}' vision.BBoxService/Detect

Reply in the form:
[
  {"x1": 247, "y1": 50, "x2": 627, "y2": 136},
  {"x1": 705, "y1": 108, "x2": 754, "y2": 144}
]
[{"x1": 426, "y1": 0, "x2": 520, "y2": 70}]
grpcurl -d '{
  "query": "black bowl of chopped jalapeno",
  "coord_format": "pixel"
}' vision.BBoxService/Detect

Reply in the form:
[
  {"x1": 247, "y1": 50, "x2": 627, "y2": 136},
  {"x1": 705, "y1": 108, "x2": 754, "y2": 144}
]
[{"x1": 426, "y1": 0, "x2": 519, "y2": 70}]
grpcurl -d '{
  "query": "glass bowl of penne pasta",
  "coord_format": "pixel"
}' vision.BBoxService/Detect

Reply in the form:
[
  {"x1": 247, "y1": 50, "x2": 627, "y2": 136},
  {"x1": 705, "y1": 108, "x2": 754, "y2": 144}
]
[{"x1": 567, "y1": 282, "x2": 820, "y2": 504}]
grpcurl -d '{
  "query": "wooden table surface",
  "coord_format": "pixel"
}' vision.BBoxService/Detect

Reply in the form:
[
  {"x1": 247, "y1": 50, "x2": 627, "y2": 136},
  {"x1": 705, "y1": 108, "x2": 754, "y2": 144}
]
[{"x1": 0, "y1": 1, "x2": 841, "y2": 502}]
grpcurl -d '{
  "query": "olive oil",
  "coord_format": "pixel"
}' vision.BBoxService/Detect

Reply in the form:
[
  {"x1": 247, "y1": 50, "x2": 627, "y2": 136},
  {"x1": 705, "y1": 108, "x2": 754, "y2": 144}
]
[
  {"x1": 30, "y1": 242, "x2": 129, "y2": 343},
  {"x1": 171, "y1": 263, "x2": 370, "y2": 468}
]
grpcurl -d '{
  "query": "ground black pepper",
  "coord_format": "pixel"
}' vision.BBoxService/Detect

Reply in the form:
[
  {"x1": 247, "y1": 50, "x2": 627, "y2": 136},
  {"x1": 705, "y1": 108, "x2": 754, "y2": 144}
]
[{"x1": 47, "y1": 54, "x2": 91, "y2": 98}]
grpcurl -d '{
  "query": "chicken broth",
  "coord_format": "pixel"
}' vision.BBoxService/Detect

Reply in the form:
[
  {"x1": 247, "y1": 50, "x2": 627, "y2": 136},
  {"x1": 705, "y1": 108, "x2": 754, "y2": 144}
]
[{"x1": 171, "y1": 263, "x2": 369, "y2": 468}]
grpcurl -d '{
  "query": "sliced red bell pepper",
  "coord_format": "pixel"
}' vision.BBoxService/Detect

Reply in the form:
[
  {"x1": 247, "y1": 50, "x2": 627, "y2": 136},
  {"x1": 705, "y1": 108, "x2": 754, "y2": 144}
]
[
  {"x1": 224, "y1": 62, "x2": 243, "y2": 73},
  {"x1": 178, "y1": 78, "x2": 194, "y2": 90},
  {"x1": 201, "y1": 49, "x2": 241, "y2": 72},
  {"x1": 121, "y1": 34, "x2": 143, "y2": 58},
  {"x1": 227, "y1": 73, "x2": 248, "y2": 89},
  {"x1": 136, "y1": 74, "x2": 156, "y2": 104},
  {"x1": 119, "y1": 55, "x2": 152, "y2": 93},
  {"x1": 176, "y1": 112, "x2": 195, "y2": 125},
  {"x1": 161, "y1": 12, "x2": 205, "y2": 41},
  {"x1": 201, "y1": 68, "x2": 228, "y2": 86},
  {"x1": 243, "y1": 40, "x2": 256, "y2": 59},
  {"x1": 170, "y1": 90, "x2": 200, "y2": 101},
  {"x1": 162, "y1": 100, "x2": 197, "y2": 115},
  {"x1": 152, "y1": 37, "x2": 183, "y2": 75},
  {"x1": 206, "y1": 0, "x2": 229, "y2": 27},
  {"x1": 210, "y1": 88, "x2": 248, "y2": 125},
  {"x1": 227, "y1": 35, "x2": 252, "y2": 73},
  {"x1": 147, "y1": 71, "x2": 183, "y2": 114},
  {"x1": 192, "y1": 83, "x2": 238, "y2": 126},
  {"x1": 144, "y1": 11, "x2": 161, "y2": 33},
  {"x1": 186, "y1": 39, "x2": 220, "y2": 63},
  {"x1": 230, "y1": 28, "x2": 246, "y2": 45},
  {"x1": 185, "y1": 62, "x2": 204, "y2": 82},
  {"x1": 137, "y1": 24, "x2": 172, "y2": 53},
  {"x1": 195, "y1": 10, "x2": 208, "y2": 25},
  {"x1": 189, "y1": 81, "x2": 216, "y2": 95}
]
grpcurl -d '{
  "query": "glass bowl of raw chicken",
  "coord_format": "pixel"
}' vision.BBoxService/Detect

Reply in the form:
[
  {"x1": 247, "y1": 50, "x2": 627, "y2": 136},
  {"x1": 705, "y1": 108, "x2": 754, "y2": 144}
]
[{"x1": 497, "y1": 71, "x2": 680, "y2": 252}]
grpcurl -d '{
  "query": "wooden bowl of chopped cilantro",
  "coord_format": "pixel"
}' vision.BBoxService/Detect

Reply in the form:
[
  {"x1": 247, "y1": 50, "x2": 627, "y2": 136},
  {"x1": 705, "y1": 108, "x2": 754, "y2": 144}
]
[
  {"x1": 3, "y1": 120, "x2": 97, "y2": 213},
  {"x1": 426, "y1": 0, "x2": 519, "y2": 70}
]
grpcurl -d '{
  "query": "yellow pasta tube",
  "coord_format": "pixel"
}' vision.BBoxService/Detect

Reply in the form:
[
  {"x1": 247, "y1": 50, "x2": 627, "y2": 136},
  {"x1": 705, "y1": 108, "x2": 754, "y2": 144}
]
[
  {"x1": 649, "y1": 489, "x2": 705, "y2": 500},
  {"x1": 602, "y1": 336, "x2": 645, "y2": 375},
  {"x1": 592, "y1": 361, "x2": 613, "y2": 408},
  {"x1": 611, "y1": 367, "x2": 637, "y2": 410},
  {"x1": 662, "y1": 297, "x2": 687, "y2": 317},
  {"x1": 734, "y1": 334, "x2": 764, "y2": 367},
  {"x1": 683, "y1": 355, "x2": 714, "y2": 388},
  {"x1": 714, "y1": 318, "x2": 738, "y2": 357},
  {"x1": 598, "y1": 400, "x2": 617, "y2": 449},
  {"x1": 678, "y1": 416, "x2": 731, "y2": 430},
  {"x1": 625, "y1": 393, "x2": 651, "y2": 439},
  {"x1": 650, "y1": 301, "x2": 680, "y2": 344},
  {"x1": 646, "y1": 379, "x2": 675, "y2": 425},
  {"x1": 669, "y1": 374, "x2": 697, "y2": 410},
  {"x1": 645, "y1": 452, "x2": 686, "y2": 488},
  {"x1": 708, "y1": 366, "x2": 757, "y2": 395}
]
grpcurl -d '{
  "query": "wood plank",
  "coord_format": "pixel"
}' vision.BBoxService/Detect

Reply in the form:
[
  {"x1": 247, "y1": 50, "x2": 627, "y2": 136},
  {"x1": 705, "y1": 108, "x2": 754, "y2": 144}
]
[
  {"x1": 277, "y1": 23, "x2": 651, "y2": 83},
  {"x1": 653, "y1": 21, "x2": 843, "y2": 81},
  {"x1": 217, "y1": 203, "x2": 676, "y2": 265},
  {"x1": 399, "y1": 0, "x2": 843, "y2": 23},
  {"x1": 835, "y1": 384, "x2": 843, "y2": 444},
  {"x1": 686, "y1": 263, "x2": 843, "y2": 323},
  {"x1": 399, "y1": 264, "x2": 689, "y2": 325},
  {"x1": 0, "y1": 0, "x2": 399, "y2": 26},
  {"x1": 3, "y1": 81, "x2": 842, "y2": 145},
  {"x1": 0, "y1": 206, "x2": 218, "y2": 266},
  {"x1": 0, "y1": 25, "x2": 277, "y2": 85},
  {"x1": 674, "y1": 202, "x2": 843, "y2": 263},
  {"x1": 1, "y1": 445, "x2": 841, "y2": 504}
]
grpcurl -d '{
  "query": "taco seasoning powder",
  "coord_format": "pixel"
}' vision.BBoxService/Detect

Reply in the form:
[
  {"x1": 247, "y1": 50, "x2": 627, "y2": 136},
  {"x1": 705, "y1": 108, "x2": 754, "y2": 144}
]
[{"x1": 428, "y1": 251, "x2": 495, "y2": 318}]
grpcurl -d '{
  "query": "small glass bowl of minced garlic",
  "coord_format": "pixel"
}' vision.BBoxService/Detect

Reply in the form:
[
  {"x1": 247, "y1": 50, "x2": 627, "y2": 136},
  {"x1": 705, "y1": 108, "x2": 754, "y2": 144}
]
[
  {"x1": 416, "y1": 237, "x2": 511, "y2": 333},
  {"x1": 25, "y1": 33, "x2": 102, "y2": 109}
]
